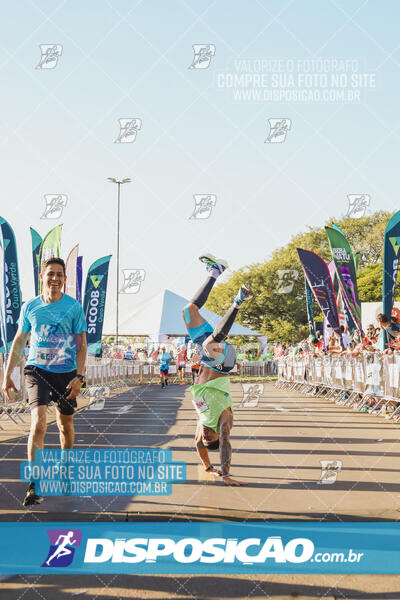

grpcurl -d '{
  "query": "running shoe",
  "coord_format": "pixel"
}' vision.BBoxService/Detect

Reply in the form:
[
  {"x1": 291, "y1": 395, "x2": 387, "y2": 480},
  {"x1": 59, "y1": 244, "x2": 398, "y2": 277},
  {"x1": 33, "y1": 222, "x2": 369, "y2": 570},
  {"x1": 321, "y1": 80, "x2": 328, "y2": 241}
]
[
  {"x1": 199, "y1": 253, "x2": 228, "y2": 275},
  {"x1": 23, "y1": 485, "x2": 43, "y2": 507},
  {"x1": 234, "y1": 284, "x2": 254, "y2": 306}
]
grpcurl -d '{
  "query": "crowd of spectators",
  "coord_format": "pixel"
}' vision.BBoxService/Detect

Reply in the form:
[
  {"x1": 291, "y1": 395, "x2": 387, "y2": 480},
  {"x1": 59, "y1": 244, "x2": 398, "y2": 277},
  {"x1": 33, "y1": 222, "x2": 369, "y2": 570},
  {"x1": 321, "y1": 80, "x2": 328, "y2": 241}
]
[
  {"x1": 274, "y1": 312, "x2": 400, "y2": 414},
  {"x1": 100, "y1": 342, "x2": 277, "y2": 375},
  {"x1": 102, "y1": 344, "x2": 175, "y2": 362},
  {"x1": 273, "y1": 312, "x2": 400, "y2": 362}
]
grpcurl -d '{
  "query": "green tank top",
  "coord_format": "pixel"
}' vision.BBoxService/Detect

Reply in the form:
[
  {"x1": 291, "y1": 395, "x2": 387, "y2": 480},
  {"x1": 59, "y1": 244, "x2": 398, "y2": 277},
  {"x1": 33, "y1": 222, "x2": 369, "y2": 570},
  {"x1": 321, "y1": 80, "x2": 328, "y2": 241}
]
[{"x1": 190, "y1": 377, "x2": 233, "y2": 432}]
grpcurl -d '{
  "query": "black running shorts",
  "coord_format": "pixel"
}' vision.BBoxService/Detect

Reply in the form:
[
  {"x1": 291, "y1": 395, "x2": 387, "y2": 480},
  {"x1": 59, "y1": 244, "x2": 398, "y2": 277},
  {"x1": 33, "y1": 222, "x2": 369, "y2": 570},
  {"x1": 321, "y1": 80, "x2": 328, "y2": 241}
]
[{"x1": 24, "y1": 365, "x2": 78, "y2": 415}]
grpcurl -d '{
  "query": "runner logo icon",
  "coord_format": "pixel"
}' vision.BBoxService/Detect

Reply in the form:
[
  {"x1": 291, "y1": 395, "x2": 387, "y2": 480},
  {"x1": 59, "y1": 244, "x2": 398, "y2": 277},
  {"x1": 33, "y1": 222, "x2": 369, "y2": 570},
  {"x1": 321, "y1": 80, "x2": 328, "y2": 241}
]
[
  {"x1": 265, "y1": 119, "x2": 291, "y2": 143},
  {"x1": 41, "y1": 195, "x2": 68, "y2": 219},
  {"x1": 120, "y1": 269, "x2": 146, "y2": 294},
  {"x1": 36, "y1": 44, "x2": 63, "y2": 69},
  {"x1": 42, "y1": 529, "x2": 82, "y2": 567},
  {"x1": 318, "y1": 460, "x2": 342, "y2": 485},
  {"x1": 238, "y1": 383, "x2": 264, "y2": 408},
  {"x1": 276, "y1": 270, "x2": 298, "y2": 294},
  {"x1": 346, "y1": 194, "x2": 370, "y2": 219},
  {"x1": 115, "y1": 118, "x2": 142, "y2": 143},
  {"x1": 189, "y1": 195, "x2": 217, "y2": 220},
  {"x1": 188, "y1": 44, "x2": 216, "y2": 69}
]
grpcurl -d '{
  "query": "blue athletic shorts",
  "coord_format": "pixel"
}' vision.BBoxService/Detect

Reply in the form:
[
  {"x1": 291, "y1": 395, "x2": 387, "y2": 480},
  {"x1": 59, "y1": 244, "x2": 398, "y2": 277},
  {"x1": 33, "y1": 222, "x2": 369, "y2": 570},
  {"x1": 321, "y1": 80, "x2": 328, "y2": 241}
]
[{"x1": 187, "y1": 320, "x2": 214, "y2": 347}]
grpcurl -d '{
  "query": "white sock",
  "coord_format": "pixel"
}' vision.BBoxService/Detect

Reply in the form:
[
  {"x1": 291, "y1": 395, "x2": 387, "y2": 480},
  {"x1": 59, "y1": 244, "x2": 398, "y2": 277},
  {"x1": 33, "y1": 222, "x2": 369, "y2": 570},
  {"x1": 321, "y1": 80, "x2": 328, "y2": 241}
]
[{"x1": 209, "y1": 266, "x2": 221, "y2": 279}]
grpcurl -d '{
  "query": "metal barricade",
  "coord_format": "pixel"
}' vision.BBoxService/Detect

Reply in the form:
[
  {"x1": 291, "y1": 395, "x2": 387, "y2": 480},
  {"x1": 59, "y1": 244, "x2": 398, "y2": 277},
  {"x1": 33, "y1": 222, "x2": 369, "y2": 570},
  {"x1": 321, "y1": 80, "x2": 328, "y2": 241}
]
[
  {"x1": 237, "y1": 360, "x2": 266, "y2": 378},
  {"x1": 274, "y1": 351, "x2": 400, "y2": 422},
  {"x1": 0, "y1": 355, "x2": 29, "y2": 429}
]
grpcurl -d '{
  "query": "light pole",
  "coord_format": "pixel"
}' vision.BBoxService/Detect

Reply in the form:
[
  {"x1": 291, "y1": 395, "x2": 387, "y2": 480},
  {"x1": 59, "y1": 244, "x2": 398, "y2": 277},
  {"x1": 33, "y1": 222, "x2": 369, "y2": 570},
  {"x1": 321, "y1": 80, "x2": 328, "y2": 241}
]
[{"x1": 107, "y1": 177, "x2": 131, "y2": 346}]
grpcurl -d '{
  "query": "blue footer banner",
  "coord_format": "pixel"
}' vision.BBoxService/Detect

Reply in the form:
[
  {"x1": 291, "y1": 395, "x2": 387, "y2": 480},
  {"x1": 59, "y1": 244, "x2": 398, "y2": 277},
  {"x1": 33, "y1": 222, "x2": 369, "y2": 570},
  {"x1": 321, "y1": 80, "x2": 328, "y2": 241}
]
[{"x1": 0, "y1": 522, "x2": 399, "y2": 574}]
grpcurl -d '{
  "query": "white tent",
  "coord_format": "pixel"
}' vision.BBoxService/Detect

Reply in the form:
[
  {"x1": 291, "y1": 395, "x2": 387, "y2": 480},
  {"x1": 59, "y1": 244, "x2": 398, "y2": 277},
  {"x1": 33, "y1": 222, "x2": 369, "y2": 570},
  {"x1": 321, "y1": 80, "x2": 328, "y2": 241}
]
[{"x1": 112, "y1": 289, "x2": 262, "y2": 340}]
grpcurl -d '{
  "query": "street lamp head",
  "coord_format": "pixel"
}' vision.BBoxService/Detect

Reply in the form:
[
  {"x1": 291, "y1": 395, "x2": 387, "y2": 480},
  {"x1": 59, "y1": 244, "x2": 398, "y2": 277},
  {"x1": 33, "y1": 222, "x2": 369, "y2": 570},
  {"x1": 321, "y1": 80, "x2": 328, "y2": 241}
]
[{"x1": 107, "y1": 177, "x2": 131, "y2": 184}]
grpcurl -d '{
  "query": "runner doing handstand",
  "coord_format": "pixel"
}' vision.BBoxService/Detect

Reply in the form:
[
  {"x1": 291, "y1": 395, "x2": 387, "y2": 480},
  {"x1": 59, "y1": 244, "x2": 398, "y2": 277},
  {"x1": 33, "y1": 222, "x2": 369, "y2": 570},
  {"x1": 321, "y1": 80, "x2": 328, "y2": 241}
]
[{"x1": 182, "y1": 253, "x2": 253, "y2": 486}]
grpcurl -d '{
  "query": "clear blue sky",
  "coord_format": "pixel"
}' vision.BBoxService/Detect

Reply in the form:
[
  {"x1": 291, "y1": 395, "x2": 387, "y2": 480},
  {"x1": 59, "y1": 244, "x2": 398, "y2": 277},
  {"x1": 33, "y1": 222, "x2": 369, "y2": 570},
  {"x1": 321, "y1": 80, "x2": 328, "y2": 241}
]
[{"x1": 1, "y1": 0, "x2": 399, "y2": 333}]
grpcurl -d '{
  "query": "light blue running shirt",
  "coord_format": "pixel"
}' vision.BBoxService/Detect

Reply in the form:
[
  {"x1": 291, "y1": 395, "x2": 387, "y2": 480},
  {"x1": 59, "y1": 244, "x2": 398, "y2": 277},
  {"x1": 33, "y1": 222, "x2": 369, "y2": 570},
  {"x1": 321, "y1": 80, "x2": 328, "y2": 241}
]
[
  {"x1": 158, "y1": 353, "x2": 171, "y2": 370},
  {"x1": 19, "y1": 294, "x2": 87, "y2": 373}
]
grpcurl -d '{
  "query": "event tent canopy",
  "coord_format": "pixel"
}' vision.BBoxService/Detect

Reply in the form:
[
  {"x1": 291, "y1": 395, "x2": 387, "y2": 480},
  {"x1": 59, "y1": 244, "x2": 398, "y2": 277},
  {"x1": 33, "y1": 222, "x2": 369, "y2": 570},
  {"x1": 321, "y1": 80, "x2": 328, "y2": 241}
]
[{"x1": 115, "y1": 289, "x2": 262, "y2": 339}]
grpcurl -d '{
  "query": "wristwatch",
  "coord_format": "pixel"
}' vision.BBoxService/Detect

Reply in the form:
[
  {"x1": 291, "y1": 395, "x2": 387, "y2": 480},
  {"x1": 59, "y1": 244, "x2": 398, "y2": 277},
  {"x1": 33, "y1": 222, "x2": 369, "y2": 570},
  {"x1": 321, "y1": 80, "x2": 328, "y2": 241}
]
[{"x1": 75, "y1": 374, "x2": 85, "y2": 382}]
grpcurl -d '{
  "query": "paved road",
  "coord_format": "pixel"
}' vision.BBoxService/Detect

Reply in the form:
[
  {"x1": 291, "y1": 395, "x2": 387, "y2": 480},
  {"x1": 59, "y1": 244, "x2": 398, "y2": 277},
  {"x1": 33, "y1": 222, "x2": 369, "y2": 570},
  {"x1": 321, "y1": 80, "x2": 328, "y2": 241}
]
[
  {"x1": 1, "y1": 573, "x2": 400, "y2": 599},
  {"x1": 1, "y1": 381, "x2": 400, "y2": 598},
  {"x1": 0, "y1": 381, "x2": 399, "y2": 521}
]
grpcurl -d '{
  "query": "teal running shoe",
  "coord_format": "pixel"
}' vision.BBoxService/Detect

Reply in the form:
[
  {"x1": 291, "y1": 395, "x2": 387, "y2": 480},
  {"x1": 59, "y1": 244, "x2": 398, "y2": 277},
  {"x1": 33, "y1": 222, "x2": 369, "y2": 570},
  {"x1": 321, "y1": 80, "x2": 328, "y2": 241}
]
[{"x1": 198, "y1": 253, "x2": 228, "y2": 275}]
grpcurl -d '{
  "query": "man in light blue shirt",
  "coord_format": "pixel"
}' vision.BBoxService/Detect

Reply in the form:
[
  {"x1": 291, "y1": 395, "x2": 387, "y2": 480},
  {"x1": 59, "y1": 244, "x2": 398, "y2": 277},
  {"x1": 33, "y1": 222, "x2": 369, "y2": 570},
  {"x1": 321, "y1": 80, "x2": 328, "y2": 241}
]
[
  {"x1": 124, "y1": 347, "x2": 134, "y2": 360},
  {"x1": 2, "y1": 257, "x2": 87, "y2": 506},
  {"x1": 157, "y1": 347, "x2": 172, "y2": 388}
]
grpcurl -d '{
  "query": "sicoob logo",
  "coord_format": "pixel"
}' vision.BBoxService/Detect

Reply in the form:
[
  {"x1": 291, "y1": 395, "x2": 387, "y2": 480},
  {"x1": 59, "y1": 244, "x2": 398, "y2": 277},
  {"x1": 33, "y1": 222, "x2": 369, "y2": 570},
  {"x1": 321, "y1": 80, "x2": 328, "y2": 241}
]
[{"x1": 42, "y1": 529, "x2": 82, "y2": 567}]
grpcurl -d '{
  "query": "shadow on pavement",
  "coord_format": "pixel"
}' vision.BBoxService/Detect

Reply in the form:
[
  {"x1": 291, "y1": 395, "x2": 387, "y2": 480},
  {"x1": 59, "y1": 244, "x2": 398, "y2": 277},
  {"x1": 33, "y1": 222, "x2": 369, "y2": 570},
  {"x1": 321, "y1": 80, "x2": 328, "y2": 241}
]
[
  {"x1": 1, "y1": 574, "x2": 400, "y2": 599},
  {"x1": 0, "y1": 384, "x2": 186, "y2": 520}
]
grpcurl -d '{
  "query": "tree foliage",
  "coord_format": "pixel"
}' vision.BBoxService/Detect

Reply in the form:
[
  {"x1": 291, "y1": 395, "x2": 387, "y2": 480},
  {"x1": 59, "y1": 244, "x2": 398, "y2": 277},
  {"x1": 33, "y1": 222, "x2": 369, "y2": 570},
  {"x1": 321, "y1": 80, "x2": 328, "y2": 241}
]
[{"x1": 206, "y1": 211, "x2": 393, "y2": 344}]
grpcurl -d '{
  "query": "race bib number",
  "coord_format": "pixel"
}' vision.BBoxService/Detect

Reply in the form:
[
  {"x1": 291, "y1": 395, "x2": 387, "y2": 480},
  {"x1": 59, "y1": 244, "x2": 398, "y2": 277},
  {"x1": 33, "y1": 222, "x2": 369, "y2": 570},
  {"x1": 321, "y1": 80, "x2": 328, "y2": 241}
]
[
  {"x1": 35, "y1": 347, "x2": 66, "y2": 366},
  {"x1": 193, "y1": 397, "x2": 208, "y2": 414}
]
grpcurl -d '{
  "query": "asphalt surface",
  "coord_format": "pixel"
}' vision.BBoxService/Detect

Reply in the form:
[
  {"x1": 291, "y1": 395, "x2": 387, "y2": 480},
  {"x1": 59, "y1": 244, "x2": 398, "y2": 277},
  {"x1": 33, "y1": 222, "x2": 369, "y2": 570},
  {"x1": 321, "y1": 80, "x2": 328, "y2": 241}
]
[
  {"x1": 1, "y1": 573, "x2": 400, "y2": 599},
  {"x1": 1, "y1": 381, "x2": 400, "y2": 598},
  {"x1": 0, "y1": 380, "x2": 399, "y2": 521}
]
